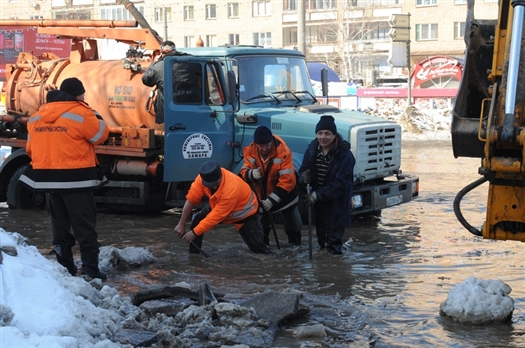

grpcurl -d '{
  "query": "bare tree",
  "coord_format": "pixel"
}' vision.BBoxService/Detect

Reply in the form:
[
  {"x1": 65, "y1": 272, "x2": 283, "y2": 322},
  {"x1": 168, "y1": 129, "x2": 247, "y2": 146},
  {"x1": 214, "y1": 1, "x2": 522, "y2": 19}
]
[{"x1": 306, "y1": 1, "x2": 393, "y2": 84}]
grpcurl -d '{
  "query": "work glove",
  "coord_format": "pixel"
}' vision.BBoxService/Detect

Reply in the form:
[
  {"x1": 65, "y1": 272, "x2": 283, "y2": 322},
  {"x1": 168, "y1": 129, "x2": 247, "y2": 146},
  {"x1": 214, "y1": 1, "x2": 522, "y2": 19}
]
[
  {"x1": 305, "y1": 191, "x2": 317, "y2": 208},
  {"x1": 302, "y1": 170, "x2": 311, "y2": 185},
  {"x1": 262, "y1": 198, "x2": 274, "y2": 211},
  {"x1": 251, "y1": 168, "x2": 262, "y2": 180}
]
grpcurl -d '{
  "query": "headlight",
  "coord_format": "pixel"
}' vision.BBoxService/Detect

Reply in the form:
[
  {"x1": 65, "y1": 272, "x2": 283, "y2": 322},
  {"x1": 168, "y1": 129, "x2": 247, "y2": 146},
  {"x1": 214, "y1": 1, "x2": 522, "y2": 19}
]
[{"x1": 352, "y1": 194, "x2": 363, "y2": 209}]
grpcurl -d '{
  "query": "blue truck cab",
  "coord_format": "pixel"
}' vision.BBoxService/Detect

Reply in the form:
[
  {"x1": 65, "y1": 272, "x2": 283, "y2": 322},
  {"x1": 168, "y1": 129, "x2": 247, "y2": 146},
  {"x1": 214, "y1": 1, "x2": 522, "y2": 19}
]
[{"x1": 162, "y1": 46, "x2": 419, "y2": 216}]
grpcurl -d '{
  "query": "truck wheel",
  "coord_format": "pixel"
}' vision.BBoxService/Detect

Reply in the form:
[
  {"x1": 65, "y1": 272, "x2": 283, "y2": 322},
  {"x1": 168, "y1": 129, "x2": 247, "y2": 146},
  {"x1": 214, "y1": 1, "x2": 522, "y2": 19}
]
[{"x1": 6, "y1": 165, "x2": 47, "y2": 210}]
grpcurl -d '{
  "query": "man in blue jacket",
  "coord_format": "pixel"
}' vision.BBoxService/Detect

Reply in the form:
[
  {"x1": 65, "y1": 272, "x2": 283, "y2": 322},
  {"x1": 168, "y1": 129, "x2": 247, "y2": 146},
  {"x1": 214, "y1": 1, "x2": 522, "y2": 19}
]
[{"x1": 299, "y1": 115, "x2": 356, "y2": 254}]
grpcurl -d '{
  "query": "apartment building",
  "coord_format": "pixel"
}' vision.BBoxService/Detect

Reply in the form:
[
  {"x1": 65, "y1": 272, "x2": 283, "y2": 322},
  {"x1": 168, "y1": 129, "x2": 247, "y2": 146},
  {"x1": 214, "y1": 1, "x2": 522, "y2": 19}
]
[{"x1": 0, "y1": 0, "x2": 500, "y2": 85}]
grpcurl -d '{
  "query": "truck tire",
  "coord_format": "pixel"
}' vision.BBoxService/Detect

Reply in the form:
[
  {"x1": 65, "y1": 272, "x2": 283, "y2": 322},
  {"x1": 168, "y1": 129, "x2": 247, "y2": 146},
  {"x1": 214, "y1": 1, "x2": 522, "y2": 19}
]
[{"x1": 6, "y1": 165, "x2": 47, "y2": 210}]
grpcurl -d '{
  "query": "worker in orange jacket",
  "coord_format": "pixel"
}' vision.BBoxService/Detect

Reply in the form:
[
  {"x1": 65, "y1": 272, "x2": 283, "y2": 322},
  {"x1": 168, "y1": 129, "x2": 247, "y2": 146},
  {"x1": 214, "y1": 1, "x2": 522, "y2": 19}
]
[
  {"x1": 20, "y1": 77, "x2": 110, "y2": 279},
  {"x1": 240, "y1": 125, "x2": 302, "y2": 246},
  {"x1": 175, "y1": 161, "x2": 271, "y2": 254}
]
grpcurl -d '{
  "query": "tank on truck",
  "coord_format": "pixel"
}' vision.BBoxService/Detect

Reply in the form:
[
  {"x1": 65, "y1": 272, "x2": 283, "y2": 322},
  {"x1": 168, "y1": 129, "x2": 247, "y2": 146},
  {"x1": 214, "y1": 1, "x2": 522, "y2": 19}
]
[{"x1": 0, "y1": 0, "x2": 170, "y2": 211}]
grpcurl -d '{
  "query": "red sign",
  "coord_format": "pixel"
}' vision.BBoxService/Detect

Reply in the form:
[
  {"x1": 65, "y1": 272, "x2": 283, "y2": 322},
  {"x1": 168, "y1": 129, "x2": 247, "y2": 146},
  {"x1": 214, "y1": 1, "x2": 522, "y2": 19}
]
[
  {"x1": 357, "y1": 88, "x2": 458, "y2": 98},
  {"x1": 0, "y1": 27, "x2": 71, "y2": 81},
  {"x1": 357, "y1": 88, "x2": 406, "y2": 97},
  {"x1": 411, "y1": 56, "x2": 463, "y2": 88}
]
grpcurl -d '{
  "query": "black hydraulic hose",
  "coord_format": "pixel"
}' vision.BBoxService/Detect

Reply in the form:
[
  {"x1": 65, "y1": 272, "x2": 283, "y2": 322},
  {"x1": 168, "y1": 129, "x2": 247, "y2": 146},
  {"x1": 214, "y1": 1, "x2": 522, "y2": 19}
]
[{"x1": 453, "y1": 177, "x2": 488, "y2": 236}]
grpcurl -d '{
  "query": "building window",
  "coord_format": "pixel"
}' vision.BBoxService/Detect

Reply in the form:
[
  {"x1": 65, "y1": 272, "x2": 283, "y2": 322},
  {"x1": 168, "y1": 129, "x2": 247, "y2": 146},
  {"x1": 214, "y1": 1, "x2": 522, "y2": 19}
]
[
  {"x1": 306, "y1": 0, "x2": 336, "y2": 9},
  {"x1": 454, "y1": 22, "x2": 465, "y2": 39},
  {"x1": 253, "y1": 32, "x2": 271, "y2": 46},
  {"x1": 253, "y1": 1, "x2": 271, "y2": 16},
  {"x1": 345, "y1": 21, "x2": 389, "y2": 41},
  {"x1": 228, "y1": 3, "x2": 239, "y2": 18},
  {"x1": 155, "y1": 7, "x2": 171, "y2": 22},
  {"x1": 454, "y1": 0, "x2": 467, "y2": 3},
  {"x1": 184, "y1": 36, "x2": 195, "y2": 48},
  {"x1": 416, "y1": 0, "x2": 438, "y2": 5},
  {"x1": 206, "y1": 4, "x2": 217, "y2": 19},
  {"x1": 206, "y1": 35, "x2": 217, "y2": 47},
  {"x1": 318, "y1": 27, "x2": 338, "y2": 42},
  {"x1": 101, "y1": 6, "x2": 144, "y2": 20},
  {"x1": 229, "y1": 33, "x2": 240, "y2": 45},
  {"x1": 54, "y1": 10, "x2": 91, "y2": 20},
  {"x1": 184, "y1": 6, "x2": 194, "y2": 20},
  {"x1": 354, "y1": 0, "x2": 401, "y2": 5},
  {"x1": 416, "y1": 23, "x2": 438, "y2": 40},
  {"x1": 284, "y1": 0, "x2": 297, "y2": 10},
  {"x1": 283, "y1": 28, "x2": 298, "y2": 44}
]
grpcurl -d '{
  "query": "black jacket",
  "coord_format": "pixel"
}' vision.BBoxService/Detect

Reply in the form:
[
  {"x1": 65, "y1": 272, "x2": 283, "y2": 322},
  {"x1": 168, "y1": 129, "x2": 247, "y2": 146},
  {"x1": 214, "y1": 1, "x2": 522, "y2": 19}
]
[
  {"x1": 299, "y1": 133, "x2": 356, "y2": 228},
  {"x1": 142, "y1": 51, "x2": 201, "y2": 123}
]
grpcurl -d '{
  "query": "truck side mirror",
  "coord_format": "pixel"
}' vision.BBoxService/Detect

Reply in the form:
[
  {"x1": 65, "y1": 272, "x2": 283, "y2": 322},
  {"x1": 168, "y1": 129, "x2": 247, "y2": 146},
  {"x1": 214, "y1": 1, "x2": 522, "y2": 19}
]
[
  {"x1": 227, "y1": 70, "x2": 239, "y2": 107},
  {"x1": 321, "y1": 68, "x2": 328, "y2": 97}
]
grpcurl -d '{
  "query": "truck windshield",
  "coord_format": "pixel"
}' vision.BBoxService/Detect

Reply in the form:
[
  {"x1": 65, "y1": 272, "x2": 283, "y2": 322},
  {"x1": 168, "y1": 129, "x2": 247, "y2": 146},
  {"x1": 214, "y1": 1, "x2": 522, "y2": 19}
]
[{"x1": 233, "y1": 56, "x2": 314, "y2": 103}]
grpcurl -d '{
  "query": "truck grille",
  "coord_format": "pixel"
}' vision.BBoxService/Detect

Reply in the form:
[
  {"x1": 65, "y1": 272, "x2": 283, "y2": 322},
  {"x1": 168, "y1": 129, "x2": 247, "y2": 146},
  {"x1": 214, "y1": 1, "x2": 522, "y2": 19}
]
[{"x1": 350, "y1": 123, "x2": 402, "y2": 182}]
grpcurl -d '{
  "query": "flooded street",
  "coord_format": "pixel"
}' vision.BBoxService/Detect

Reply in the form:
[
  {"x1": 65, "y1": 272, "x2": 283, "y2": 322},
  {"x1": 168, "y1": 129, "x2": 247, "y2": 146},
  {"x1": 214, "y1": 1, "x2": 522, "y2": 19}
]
[{"x1": 3, "y1": 139, "x2": 525, "y2": 347}]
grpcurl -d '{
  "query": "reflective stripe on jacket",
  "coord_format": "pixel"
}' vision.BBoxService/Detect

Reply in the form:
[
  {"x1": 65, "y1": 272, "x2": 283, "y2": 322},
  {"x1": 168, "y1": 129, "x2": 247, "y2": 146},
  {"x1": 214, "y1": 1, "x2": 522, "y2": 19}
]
[
  {"x1": 186, "y1": 168, "x2": 259, "y2": 235},
  {"x1": 240, "y1": 135, "x2": 298, "y2": 212},
  {"x1": 20, "y1": 96, "x2": 109, "y2": 191}
]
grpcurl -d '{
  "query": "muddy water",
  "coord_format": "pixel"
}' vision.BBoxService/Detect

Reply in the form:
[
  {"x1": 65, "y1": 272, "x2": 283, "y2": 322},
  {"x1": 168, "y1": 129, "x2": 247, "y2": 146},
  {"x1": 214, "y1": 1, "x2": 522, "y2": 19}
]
[{"x1": 2, "y1": 139, "x2": 525, "y2": 347}]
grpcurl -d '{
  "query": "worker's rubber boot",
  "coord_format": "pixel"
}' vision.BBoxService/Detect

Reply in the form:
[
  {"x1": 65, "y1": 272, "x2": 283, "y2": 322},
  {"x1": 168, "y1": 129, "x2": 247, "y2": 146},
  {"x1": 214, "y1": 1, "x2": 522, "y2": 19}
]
[
  {"x1": 287, "y1": 232, "x2": 302, "y2": 246},
  {"x1": 239, "y1": 216, "x2": 272, "y2": 254},
  {"x1": 316, "y1": 229, "x2": 326, "y2": 249},
  {"x1": 325, "y1": 229, "x2": 344, "y2": 255},
  {"x1": 80, "y1": 246, "x2": 107, "y2": 280},
  {"x1": 52, "y1": 244, "x2": 77, "y2": 276},
  {"x1": 189, "y1": 206, "x2": 210, "y2": 254}
]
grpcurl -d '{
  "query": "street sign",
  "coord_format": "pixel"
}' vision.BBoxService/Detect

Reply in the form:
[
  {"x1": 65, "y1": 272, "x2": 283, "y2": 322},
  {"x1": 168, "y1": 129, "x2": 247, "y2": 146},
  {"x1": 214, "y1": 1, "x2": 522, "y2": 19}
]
[
  {"x1": 389, "y1": 14, "x2": 410, "y2": 28},
  {"x1": 388, "y1": 42, "x2": 408, "y2": 67},
  {"x1": 389, "y1": 28, "x2": 410, "y2": 42}
]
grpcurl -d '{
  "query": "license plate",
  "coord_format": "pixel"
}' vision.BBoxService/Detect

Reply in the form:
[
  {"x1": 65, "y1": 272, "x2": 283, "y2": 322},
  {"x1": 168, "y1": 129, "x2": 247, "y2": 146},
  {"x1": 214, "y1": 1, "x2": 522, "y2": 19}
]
[{"x1": 386, "y1": 194, "x2": 403, "y2": 207}]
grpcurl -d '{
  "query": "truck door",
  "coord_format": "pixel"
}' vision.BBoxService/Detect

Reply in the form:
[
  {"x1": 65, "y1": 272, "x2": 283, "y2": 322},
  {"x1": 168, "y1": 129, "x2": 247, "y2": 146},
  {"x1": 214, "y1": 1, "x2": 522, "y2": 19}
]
[{"x1": 163, "y1": 57, "x2": 235, "y2": 183}]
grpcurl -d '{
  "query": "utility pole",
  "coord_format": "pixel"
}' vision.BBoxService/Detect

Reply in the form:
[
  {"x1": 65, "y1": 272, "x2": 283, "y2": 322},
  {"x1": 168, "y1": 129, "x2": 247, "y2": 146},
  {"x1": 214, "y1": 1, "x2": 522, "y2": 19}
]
[
  {"x1": 164, "y1": 7, "x2": 168, "y2": 41},
  {"x1": 297, "y1": 0, "x2": 306, "y2": 55}
]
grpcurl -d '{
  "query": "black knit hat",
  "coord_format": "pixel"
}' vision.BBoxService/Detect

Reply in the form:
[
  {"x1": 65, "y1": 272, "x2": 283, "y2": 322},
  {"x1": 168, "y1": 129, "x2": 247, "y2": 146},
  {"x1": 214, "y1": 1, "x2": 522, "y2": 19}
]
[
  {"x1": 60, "y1": 78, "x2": 86, "y2": 97},
  {"x1": 160, "y1": 40, "x2": 176, "y2": 53},
  {"x1": 315, "y1": 115, "x2": 337, "y2": 134},
  {"x1": 253, "y1": 125, "x2": 273, "y2": 144},
  {"x1": 199, "y1": 161, "x2": 222, "y2": 187}
]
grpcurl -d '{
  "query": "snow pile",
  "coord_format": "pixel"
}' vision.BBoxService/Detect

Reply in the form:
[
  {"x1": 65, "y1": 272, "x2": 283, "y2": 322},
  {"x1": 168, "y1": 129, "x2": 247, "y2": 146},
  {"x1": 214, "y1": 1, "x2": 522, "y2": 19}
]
[
  {"x1": 99, "y1": 245, "x2": 155, "y2": 272},
  {"x1": 365, "y1": 105, "x2": 452, "y2": 140},
  {"x1": 0, "y1": 229, "x2": 277, "y2": 347},
  {"x1": 439, "y1": 276, "x2": 514, "y2": 325},
  {"x1": 0, "y1": 231, "x2": 135, "y2": 347}
]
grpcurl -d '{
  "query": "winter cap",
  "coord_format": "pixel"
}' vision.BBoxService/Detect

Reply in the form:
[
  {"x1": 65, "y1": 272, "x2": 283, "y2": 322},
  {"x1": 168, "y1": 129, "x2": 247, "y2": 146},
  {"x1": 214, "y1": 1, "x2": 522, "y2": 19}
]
[
  {"x1": 199, "y1": 161, "x2": 222, "y2": 188},
  {"x1": 60, "y1": 78, "x2": 86, "y2": 97},
  {"x1": 315, "y1": 115, "x2": 337, "y2": 134},
  {"x1": 160, "y1": 40, "x2": 176, "y2": 53},
  {"x1": 253, "y1": 125, "x2": 273, "y2": 144}
]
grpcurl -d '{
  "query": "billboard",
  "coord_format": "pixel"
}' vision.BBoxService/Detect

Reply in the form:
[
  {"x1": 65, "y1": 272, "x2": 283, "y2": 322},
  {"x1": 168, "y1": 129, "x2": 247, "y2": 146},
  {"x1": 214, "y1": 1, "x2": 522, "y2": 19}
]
[{"x1": 0, "y1": 27, "x2": 71, "y2": 81}]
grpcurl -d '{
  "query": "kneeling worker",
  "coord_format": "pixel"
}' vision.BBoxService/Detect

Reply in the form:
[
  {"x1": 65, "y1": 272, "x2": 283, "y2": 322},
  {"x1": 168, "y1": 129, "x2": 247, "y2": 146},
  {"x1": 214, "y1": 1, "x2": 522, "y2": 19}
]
[{"x1": 175, "y1": 161, "x2": 271, "y2": 254}]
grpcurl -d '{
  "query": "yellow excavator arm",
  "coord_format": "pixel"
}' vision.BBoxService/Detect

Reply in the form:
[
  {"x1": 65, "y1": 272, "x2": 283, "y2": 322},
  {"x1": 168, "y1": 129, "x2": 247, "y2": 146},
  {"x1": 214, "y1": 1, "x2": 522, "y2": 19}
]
[{"x1": 452, "y1": 0, "x2": 525, "y2": 241}]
